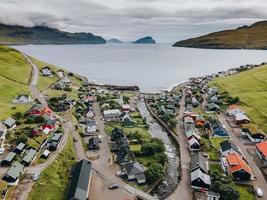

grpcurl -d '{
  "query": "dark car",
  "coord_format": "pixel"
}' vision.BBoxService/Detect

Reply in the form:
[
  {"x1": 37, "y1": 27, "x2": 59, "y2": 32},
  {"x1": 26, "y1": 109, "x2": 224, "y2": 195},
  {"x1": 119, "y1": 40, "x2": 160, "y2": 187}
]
[{"x1": 108, "y1": 183, "x2": 119, "y2": 190}]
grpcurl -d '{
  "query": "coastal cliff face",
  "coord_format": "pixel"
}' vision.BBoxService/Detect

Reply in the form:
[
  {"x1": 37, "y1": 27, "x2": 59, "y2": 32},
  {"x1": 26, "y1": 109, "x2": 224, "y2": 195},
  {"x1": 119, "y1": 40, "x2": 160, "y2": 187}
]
[
  {"x1": 173, "y1": 21, "x2": 267, "y2": 49},
  {"x1": 0, "y1": 23, "x2": 106, "y2": 45},
  {"x1": 133, "y1": 36, "x2": 156, "y2": 44}
]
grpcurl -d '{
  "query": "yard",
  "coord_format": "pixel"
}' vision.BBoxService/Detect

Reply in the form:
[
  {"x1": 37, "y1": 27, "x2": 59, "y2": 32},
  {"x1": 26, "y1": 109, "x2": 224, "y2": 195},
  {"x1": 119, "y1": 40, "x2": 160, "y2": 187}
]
[
  {"x1": 235, "y1": 184, "x2": 256, "y2": 200},
  {"x1": 27, "y1": 135, "x2": 76, "y2": 200},
  {"x1": 210, "y1": 137, "x2": 227, "y2": 149},
  {"x1": 212, "y1": 65, "x2": 267, "y2": 132},
  {"x1": 209, "y1": 163, "x2": 223, "y2": 174},
  {"x1": 200, "y1": 136, "x2": 219, "y2": 161}
]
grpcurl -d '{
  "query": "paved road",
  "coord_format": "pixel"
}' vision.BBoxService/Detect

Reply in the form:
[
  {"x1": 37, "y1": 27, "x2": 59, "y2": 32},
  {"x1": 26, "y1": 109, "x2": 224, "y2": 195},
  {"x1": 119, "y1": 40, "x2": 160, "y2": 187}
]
[
  {"x1": 166, "y1": 91, "x2": 192, "y2": 200},
  {"x1": 218, "y1": 114, "x2": 267, "y2": 200},
  {"x1": 22, "y1": 53, "x2": 47, "y2": 106}
]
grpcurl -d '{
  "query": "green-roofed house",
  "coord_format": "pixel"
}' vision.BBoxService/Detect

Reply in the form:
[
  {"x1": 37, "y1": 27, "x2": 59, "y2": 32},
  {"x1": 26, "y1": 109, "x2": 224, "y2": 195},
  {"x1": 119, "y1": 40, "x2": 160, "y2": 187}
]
[
  {"x1": 21, "y1": 149, "x2": 37, "y2": 166},
  {"x1": 2, "y1": 161, "x2": 24, "y2": 185},
  {"x1": 1, "y1": 152, "x2": 16, "y2": 166}
]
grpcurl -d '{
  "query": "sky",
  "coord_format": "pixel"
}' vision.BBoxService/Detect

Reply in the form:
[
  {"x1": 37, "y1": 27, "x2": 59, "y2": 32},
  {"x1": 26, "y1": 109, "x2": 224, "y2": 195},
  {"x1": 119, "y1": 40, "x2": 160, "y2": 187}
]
[{"x1": 0, "y1": 0, "x2": 267, "y2": 43}]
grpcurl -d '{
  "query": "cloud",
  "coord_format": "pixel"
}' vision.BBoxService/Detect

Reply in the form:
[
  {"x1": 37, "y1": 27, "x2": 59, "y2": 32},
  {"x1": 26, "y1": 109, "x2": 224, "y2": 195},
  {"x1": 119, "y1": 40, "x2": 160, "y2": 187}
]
[{"x1": 0, "y1": 0, "x2": 267, "y2": 42}]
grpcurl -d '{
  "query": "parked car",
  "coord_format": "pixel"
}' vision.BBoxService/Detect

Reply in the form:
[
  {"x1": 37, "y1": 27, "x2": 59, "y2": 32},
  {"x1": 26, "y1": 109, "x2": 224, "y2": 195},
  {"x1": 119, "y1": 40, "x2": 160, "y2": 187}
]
[
  {"x1": 256, "y1": 188, "x2": 263, "y2": 197},
  {"x1": 108, "y1": 183, "x2": 119, "y2": 190},
  {"x1": 73, "y1": 138, "x2": 78, "y2": 142},
  {"x1": 116, "y1": 171, "x2": 125, "y2": 176},
  {"x1": 32, "y1": 173, "x2": 40, "y2": 181},
  {"x1": 98, "y1": 135, "x2": 102, "y2": 143},
  {"x1": 0, "y1": 148, "x2": 4, "y2": 155}
]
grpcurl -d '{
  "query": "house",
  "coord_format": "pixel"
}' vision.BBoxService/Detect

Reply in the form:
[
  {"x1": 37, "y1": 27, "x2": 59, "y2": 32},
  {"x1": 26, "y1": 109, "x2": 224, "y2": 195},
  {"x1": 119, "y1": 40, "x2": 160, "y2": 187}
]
[
  {"x1": 206, "y1": 191, "x2": 220, "y2": 200},
  {"x1": 21, "y1": 149, "x2": 37, "y2": 166},
  {"x1": 195, "y1": 115, "x2": 205, "y2": 127},
  {"x1": 225, "y1": 152, "x2": 252, "y2": 181},
  {"x1": 192, "y1": 97, "x2": 199, "y2": 107},
  {"x1": 13, "y1": 143, "x2": 26, "y2": 154},
  {"x1": 2, "y1": 162, "x2": 24, "y2": 185},
  {"x1": 191, "y1": 168, "x2": 211, "y2": 190},
  {"x1": 32, "y1": 126, "x2": 40, "y2": 136},
  {"x1": 42, "y1": 118, "x2": 56, "y2": 131},
  {"x1": 208, "y1": 95, "x2": 219, "y2": 104},
  {"x1": 48, "y1": 142, "x2": 59, "y2": 151},
  {"x1": 226, "y1": 105, "x2": 244, "y2": 116},
  {"x1": 54, "y1": 76, "x2": 72, "y2": 90},
  {"x1": 51, "y1": 133, "x2": 62, "y2": 143},
  {"x1": 206, "y1": 103, "x2": 220, "y2": 112},
  {"x1": 3, "y1": 117, "x2": 16, "y2": 129},
  {"x1": 190, "y1": 152, "x2": 209, "y2": 174},
  {"x1": 0, "y1": 123, "x2": 7, "y2": 140},
  {"x1": 122, "y1": 104, "x2": 131, "y2": 112},
  {"x1": 88, "y1": 137, "x2": 100, "y2": 150},
  {"x1": 184, "y1": 116, "x2": 194, "y2": 124},
  {"x1": 41, "y1": 67, "x2": 52, "y2": 77},
  {"x1": 121, "y1": 113, "x2": 136, "y2": 127},
  {"x1": 256, "y1": 141, "x2": 267, "y2": 167},
  {"x1": 86, "y1": 110, "x2": 95, "y2": 119},
  {"x1": 241, "y1": 124, "x2": 265, "y2": 143},
  {"x1": 103, "y1": 109, "x2": 122, "y2": 121},
  {"x1": 12, "y1": 94, "x2": 33, "y2": 104},
  {"x1": 111, "y1": 128, "x2": 124, "y2": 141},
  {"x1": 41, "y1": 150, "x2": 51, "y2": 159},
  {"x1": 233, "y1": 113, "x2": 250, "y2": 125},
  {"x1": 57, "y1": 70, "x2": 64, "y2": 78},
  {"x1": 209, "y1": 119, "x2": 228, "y2": 137},
  {"x1": 188, "y1": 137, "x2": 200, "y2": 151},
  {"x1": 208, "y1": 87, "x2": 218, "y2": 96},
  {"x1": 123, "y1": 162, "x2": 146, "y2": 185},
  {"x1": 1, "y1": 152, "x2": 16, "y2": 166},
  {"x1": 66, "y1": 160, "x2": 92, "y2": 200},
  {"x1": 28, "y1": 104, "x2": 52, "y2": 119},
  {"x1": 85, "y1": 120, "x2": 98, "y2": 135},
  {"x1": 219, "y1": 140, "x2": 239, "y2": 156},
  {"x1": 115, "y1": 146, "x2": 134, "y2": 164}
]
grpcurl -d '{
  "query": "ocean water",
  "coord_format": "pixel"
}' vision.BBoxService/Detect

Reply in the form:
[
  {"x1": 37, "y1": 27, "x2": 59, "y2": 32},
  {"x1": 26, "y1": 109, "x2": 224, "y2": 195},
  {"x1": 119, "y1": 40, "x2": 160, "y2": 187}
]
[{"x1": 14, "y1": 44, "x2": 267, "y2": 92}]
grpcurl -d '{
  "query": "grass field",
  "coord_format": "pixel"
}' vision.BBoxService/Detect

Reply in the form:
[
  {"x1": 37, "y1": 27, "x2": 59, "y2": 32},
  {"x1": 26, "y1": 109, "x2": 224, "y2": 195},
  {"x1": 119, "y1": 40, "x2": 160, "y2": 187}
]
[
  {"x1": 28, "y1": 135, "x2": 76, "y2": 200},
  {"x1": 0, "y1": 75, "x2": 31, "y2": 120},
  {"x1": 235, "y1": 185, "x2": 256, "y2": 200},
  {"x1": 0, "y1": 46, "x2": 31, "y2": 85},
  {"x1": 210, "y1": 137, "x2": 227, "y2": 149},
  {"x1": 31, "y1": 57, "x2": 60, "y2": 92},
  {"x1": 212, "y1": 65, "x2": 267, "y2": 132}
]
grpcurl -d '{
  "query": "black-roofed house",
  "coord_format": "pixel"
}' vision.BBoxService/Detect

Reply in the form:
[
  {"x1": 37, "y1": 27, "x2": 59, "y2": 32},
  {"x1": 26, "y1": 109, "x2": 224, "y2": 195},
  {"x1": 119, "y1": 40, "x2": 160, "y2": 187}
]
[
  {"x1": 49, "y1": 141, "x2": 59, "y2": 151},
  {"x1": 88, "y1": 137, "x2": 100, "y2": 150},
  {"x1": 123, "y1": 162, "x2": 146, "y2": 185},
  {"x1": 21, "y1": 149, "x2": 37, "y2": 166},
  {"x1": 13, "y1": 143, "x2": 26, "y2": 154},
  {"x1": 1, "y1": 152, "x2": 16, "y2": 166},
  {"x1": 219, "y1": 140, "x2": 239, "y2": 156},
  {"x1": 2, "y1": 161, "x2": 24, "y2": 185},
  {"x1": 3, "y1": 117, "x2": 16, "y2": 129},
  {"x1": 66, "y1": 159, "x2": 92, "y2": 200},
  {"x1": 111, "y1": 128, "x2": 124, "y2": 141},
  {"x1": 191, "y1": 168, "x2": 211, "y2": 190},
  {"x1": 115, "y1": 146, "x2": 135, "y2": 164},
  {"x1": 121, "y1": 113, "x2": 136, "y2": 127}
]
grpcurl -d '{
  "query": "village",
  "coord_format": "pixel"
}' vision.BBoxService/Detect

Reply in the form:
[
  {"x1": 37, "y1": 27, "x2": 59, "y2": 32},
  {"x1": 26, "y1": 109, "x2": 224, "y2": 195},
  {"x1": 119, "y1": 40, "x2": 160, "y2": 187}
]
[{"x1": 0, "y1": 50, "x2": 266, "y2": 200}]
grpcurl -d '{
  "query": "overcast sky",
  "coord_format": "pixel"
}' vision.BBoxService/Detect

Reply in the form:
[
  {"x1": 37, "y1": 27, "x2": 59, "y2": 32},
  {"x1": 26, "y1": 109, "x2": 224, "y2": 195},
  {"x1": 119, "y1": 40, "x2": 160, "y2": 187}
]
[{"x1": 0, "y1": 0, "x2": 266, "y2": 42}]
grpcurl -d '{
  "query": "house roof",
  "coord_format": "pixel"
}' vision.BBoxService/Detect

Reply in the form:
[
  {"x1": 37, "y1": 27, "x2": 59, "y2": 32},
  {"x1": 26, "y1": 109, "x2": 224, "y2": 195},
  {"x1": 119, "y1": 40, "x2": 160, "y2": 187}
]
[
  {"x1": 188, "y1": 137, "x2": 200, "y2": 147},
  {"x1": 15, "y1": 143, "x2": 26, "y2": 151},
  {"x1": 191, "y1": 168, "x2": 211, "y2": 185},
  {"x1": 88, "y1": 137, "x2": 99, "y2": 147},
  {"x1": 42, "y1": 150, "x2": 50, "y2": 157},
  {"x1": 124, "y1": 162, "x2": 145, "y2": 176},
  {"x1": 184, "y1": 116, "x2": 194, "y2": 124},
  {"x1": 0, "y1": 123, "x2": 7, "y2": 132},
  {"x1": 22, "y1": 149, "x2": 36, "y2": 164},
  {"x1": 66, "y1": 160, "x2": 92, "y2": 200},
  {"x1": 6, "y1": 161, "x2": 24, "y2": 180},
  {"x1": 4, "y1": 117, "x2": 16, "y2": 128},
  {"x1": 256, "y1": 141, "x2": 267, "y2": 158},
  {"x1": 220, "y1": 140, "x2": 238, "y2": 153},
  {"x1": 190, "y1": 152, "x2": 208, "y2": 173},
  {"x1": 103, "y1": 109, "x2": 121, "y2": 117},
  {"x1": 234, "y1": 113, "x2": 250, "y2": 121},
  {"x1": 51, "y1": 133, "x2": 62, "y2": 142},
  {"x1": 226, "y1": 152, "x2": 252, "y2": 174},
  {"x1": 4, "y1": 152, "x2": 16, "y2": 162}
]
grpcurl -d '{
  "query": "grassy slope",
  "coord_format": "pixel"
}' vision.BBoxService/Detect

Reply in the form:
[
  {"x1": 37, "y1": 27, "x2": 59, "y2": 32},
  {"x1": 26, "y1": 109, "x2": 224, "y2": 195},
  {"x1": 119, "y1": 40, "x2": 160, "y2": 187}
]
[
  {"x1": 212, "y1": 65, "x2": 267, "y2": 132},
  {"x1": 0, "y1": 46, "x2": 32, "y2": 120},
  {"x1": 173, "y1": 21, "x2": 267, "y2": 49},
  {"x1": 28, "y1": 135, "x2": 76, "y2": 200},
  {"x1": 0, "y1": 45, "x2": 31, "y2": 84}
]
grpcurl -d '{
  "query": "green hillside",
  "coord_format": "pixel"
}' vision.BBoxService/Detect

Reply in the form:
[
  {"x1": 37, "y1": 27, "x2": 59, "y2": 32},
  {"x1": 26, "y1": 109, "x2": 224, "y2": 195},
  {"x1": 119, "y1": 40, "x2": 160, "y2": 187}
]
[
  {"x1": 212, "y1": 65, "x2": 267, "y2": 131},
  {"x1": 173, "y1": 21, "x2": 267, "y2": 49},
  {"x1": 0, "y1": 23, "x2": 106, "y2": 45}
]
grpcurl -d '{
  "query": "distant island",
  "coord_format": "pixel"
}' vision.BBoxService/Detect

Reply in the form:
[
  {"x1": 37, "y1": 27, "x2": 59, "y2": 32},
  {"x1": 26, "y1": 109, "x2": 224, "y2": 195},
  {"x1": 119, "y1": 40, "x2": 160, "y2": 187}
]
[
  {"x1": 0, "y1": 23, "x2": 106, "y2": 45},
  {"x1": 173, "y1": 21, "x2": 267, "y2": 49},
  {"x1": 133, "y1": 36, "x2": 156, "y2": 44},
  {"x1": 107, "y1": 38, "x2": 123, "y2": 44}
]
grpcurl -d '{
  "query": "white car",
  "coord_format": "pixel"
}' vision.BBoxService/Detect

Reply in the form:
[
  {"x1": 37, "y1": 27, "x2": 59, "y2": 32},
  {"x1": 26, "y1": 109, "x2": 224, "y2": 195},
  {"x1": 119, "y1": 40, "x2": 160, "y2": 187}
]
[
  {"x1": 116, "y1": 171, "x2": 125, "y2": 176},
  {"x1": 256, "y1": 187, "x2": 263, "y2": 197},
  {"x1": 0, "y1": 148, "x2": 5, "y2": 155},
  {"x1": 32, "y1": 173, "x2": 40, "y2": 181}
]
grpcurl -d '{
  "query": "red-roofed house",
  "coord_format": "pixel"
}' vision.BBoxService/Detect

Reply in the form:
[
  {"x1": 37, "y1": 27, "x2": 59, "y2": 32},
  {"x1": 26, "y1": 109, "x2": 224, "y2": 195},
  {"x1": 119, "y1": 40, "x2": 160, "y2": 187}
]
[
  {"x1": 256, "y1": 141, "x2": 267, "y2": 167},
  {"x1": 225, "y1": 152, "x2": 252, "y2": 181},
  {"x1": 28, "y1": 104, "x2": 52, "y2": 119}
]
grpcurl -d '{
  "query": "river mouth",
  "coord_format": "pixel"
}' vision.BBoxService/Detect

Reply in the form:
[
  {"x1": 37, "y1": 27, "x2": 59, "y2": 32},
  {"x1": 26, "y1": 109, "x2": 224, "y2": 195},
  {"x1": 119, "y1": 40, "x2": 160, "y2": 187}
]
[{"x1": 137, "y1": 99, "x2": 180, "y2": 200}]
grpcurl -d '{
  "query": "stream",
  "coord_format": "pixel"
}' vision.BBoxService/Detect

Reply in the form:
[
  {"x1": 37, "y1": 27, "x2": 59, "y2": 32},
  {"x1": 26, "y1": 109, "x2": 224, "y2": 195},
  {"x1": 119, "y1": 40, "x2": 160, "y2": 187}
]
[{"x1": 137, "y1": 99, "x2": 180, "y2": 200}]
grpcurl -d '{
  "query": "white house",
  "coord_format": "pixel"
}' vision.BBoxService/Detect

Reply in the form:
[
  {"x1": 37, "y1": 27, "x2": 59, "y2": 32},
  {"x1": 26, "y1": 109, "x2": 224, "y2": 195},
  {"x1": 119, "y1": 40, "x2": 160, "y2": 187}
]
[
  {"x1": 12, "y1": 94, "x2": 33, "y2": 104},
  {"x1": 103, "y1": 109, "x2": 122, "y2": 121}
]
